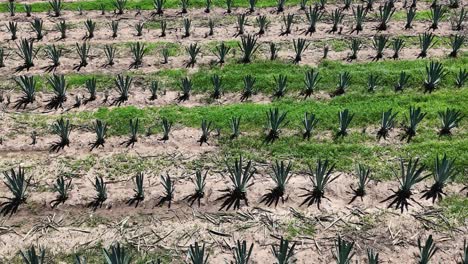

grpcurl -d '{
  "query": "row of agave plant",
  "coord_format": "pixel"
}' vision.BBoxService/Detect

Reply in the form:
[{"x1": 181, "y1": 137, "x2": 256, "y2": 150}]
[
  {"x1": 0, "y1": 29, "x2": 465, "y2": 72},
  {"x1": 14, "y1": 235, "x2": 468, "y2": 264},
  {"x1": 0, "y1": 151, "x2": 461, "y2": 216},
  {"x1": 3, "y1": 61, "x2": 466, "y2": 110}
]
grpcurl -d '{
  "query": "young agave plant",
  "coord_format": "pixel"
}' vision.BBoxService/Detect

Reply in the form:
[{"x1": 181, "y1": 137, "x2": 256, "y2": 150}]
[
  {"x1": 149, "y1": 80, "x2": 159, "y2": 100},
  {"x1": 112, "y1": 74, "x2": 133, "y2": 106},
  {"x1": 84, "y1": 77, "x2": 97, "y2": 103},
  {"x1": 239, "y1": 35, "x2": 259, "y2": 63},
  {"x1": 15, "y1": 38, "x2": 39, "y2": 71},
  {"x1": 30, "y1": 18, "x2": 44, "y2": 40},
  {"x1": 367, "y1": 73, "x2": 380, "y2": 92},
  {"x1": 372, "y1": 35, "x2": 388, "y2": 61},
  {"x1": 188, "y1": 242, "x2": 209, "y2": 264},
  {"x1": 83, "y1": 19, "x2": 96, "y2": 40},
  {"x1": 110, "y1": 21, "x2": 119, "y2": 38},
  {"x1": 276, "y1": 0, "x2": 286, "y2": 12},
  {"x1": 449, "y1": 34, "x2": 465, "y2": 58},
  {"x1": 332, "y1": 72, "x2": 351, "y2": 96},
  {"x1": 270, "y1": 43, "x2": 280, "y2": 61},
  {"x1": 24, "y1": 4, "x2": 33, "y2": 17},
  {"x1": 438, "y1": 108, "x2": 463, "y2": 136},
  {"x1": 177, "y1": 77, "x2": 192, "y2": 102},
  {"x1": 305, "y1": 5, "x2": 322, "y2": 35},
  {"x1": 184, "y1": 169, "x2": 207, "y2": 207},
  {"x1": 56, "y1": 20, "x2": 67, "y2": 39},
  {"x1": 391, "y1": 38, "x2": 405, "y2": 59},
  {"x1": 197, "y1": 120, "x2": 213, "y2": 146},
  {"x1": 334, "y1": 236, "x2": 355, "y2": 264},
  {"x1": 241, "y1": 75, "x2": 256, "y2": 101},
  {"x1": 261, "y1": 160, "x2": 293, "y2": 207},
  {"x1": 351, "y1": 5, "x2": 367, "y2": 34},
  {"x1": 405, "y1": 7, "x2": 416, "y2": 29},
  {"x1": 159, "y1": 20, "x2": 167, "y2": 37},
  {"x1": 301, "y1": 69, "x2": 321, "y2": 98},
  {"x1": 273, "y1": 75, "x2": 288, "y2": 98},
  {"x1": 417, "y1": 235, "x2": 438, "y2": 264},
  {"x1": 236, "y1": 14, "x2": 247, "y2": 36},
  {"x1": 74, "y1": 42, "x2": 90, "y2": 71},
  {"x1": 265, "y1": 108, "x2": 288, "y2": 143},
  {"x1": 248, "y1": 0, "x2": 257, "y2": 12},
  {"x1": 51, "y1": 175, "x2": 72, "y2": 208},
  {"x1": 208, "y1": 19, "x2": 214, "y2": 36},
  {"x1": 14, "y1": 75, "x2": 36, "y2": 109},
  {"x1": 280, "y1": 13, "x2": 294, "y2": 36},
  {"x1": 302, "y1": 112, "x2": 319, "y2": 140},
  {"x1": 377, "y1": 2, "x2": 395, "y2": 31},
  {"x1": 49, "y1": 0, "x2": 63, "y2": 17},
  {"x1": 424, "y1": 61, "x2": 446, "y2": 93},
  {"x1": 121, "y1": 118, "x2": 139, "y2": 148},
  {"x1": 7, "y1": 21, "x2": 18, "y2": 40},
  {"x1": 336, "y1": 109, "x2": 354, "y2": 138},
  {"x1": 300, "y1": 0, "x2": 309, "y2": 10},
  {"x1": 135, "y1": 22, "x2": 144, "y2": 36},
  {"x1": 160, "y1": 117, "x2": 172, "y2": 141},
  {"x1": 153, "y1": 0, "x2": 165, "y2": 15},
  {"x1": 256, "y1": 15, "x2": 270, "y2": 35},
  {"x1": 90, "y1": 119, "x2": 107, "y2": 150},
  {"x1": 377, "y1": 108, "x2": 398, "y2": 140},
  {"x1": 88, "y1": 176, "x2": 107, "y2": 209},
  {"x1": 104, "y1": 44, "x2": 116, "y2": 67},
  {"x1": 367, "y1": 249, "x2": 379, "y2": 264},
  {"x1": 127, "y1": 172, "x2": 145, "y2": 207},
  {"x1": 113, "y1": 0, "x2": 128, "y2": 15},
  {"x1": 401, "y1": 106, "x2": 426, "y2": 142},
  {"x1": 293, "y1": 38, "x2": 310, "y2": 64},
  {"x1": 300, "y1": 159, "x2": 337, "y2": 208},
  {"x1": 50, "y1": 118, "x2": 71, "y2": 152},
  {"x1": 217, "y1": 156, "x2": 255, "y2": 210},
  {"x1": 271, "y1": 237, "x2": 296, "y2": 264},
  {"x1": 429, "y1": 5, "x2": 446, "y2": 30},
  {"x1": 45, "y1": 44, "x2": 62, "y2": 72},
  {"x1": 8, "y1": 1, "x2": 16, "y2": 17},
  {"x1": 349, "y1": 164, "x2": 371, "y2": 203},
  {"x1": 185, "y1": 43, "x2": 201, "y2": 68},
  {"x1": 130, "y1": 42, "x2": 146, "y2": 69},
  {"x1": 418, "y1": 32, "x2": 436, "y2": 58},
  {"x1": 394, "y1": 71, "x2": 410, "y2": 92},
  {"x1": 381, "y1": 158, "x2": 429, "y2": 212},
  {"x1": 455, "y1": 68, "x2": 467, "y2": 88},
  {"x1": 103, "y1": 243, "x2": 131, "y2": 264},
  {"x1": 230, "y1": 116, "x2": 241, "y2": 139},
  {"x1": 157, "y1": 174, "x2": 175, "y2": 208},
  {"x1": 46, "y1": 74, "x2": 67, "y2": 110},
  {"x1": 211, "y1": 74, "x2": 223, "y2": 99},
  {"x1": 329, "y1": 9, "x2": 344, "y2": 33},
  {"x1": 347, "y1": 38, "x2": 361, "y2": 61},
  {"x1": 214, "y1": 42, "x2": 231, "y2": 65},
  {"x1": 1, "y1": 166, "x2": 30, "y2": 216},
  {"x1": 451, "y1": 7, "x2": 466, "y2": 31},
  {"x1": 226, "y1": 0, "x2": 233, "y2": 13},
  {"x1": 421, "y1": 154, "x2": 456, "y2": 202},
  {"x1": 20, "y1": 245, "x2": 46, "y2": 264},
  {"x1": 182, "y1": 18, "x2": 191, "y2": 38},
  {"x1": 459, "y1": 239, "x2": 468, "y2": 264},
  {"x1": 232, "y1": 240, "x2": 254, "y2": 264},
  {"x1": 180, "y1": 0, "x2": 189, "y2": 13}
]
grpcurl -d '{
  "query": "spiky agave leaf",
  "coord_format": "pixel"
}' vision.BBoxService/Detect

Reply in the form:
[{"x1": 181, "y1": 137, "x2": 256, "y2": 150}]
[
  {"x1": 74, "y1": 255, "x2": 87, "y2": 264},
  {"x1": 381, "y1": 158, "x2": 429, "y2": 212},
  {"x1": 261, "y1": 160, "x2": 293, "y2": 207},
  {"x1": 270, "y1": 42, "x2": 279, "y2": 60},
  {"x1": 349, "y1": 164, "x2": 371, "y2": 203},
  {"x1": 110, "y1": 21, "x2": 119, "y2": 38},
  {"x1": 14, "y1": 75, "x2": 36, "y2": 109},
  {"x1": 367, "y1": 73, "x2": 380, "y2": 92},
  {"x1": 104, "y1": 44, "x2": 116, "y2": 66},
  {"x1": 44, "y1": 44, "x2": 62, "y2": 72},
  {"x1": 88, "y1": 176, "x2": 107, "y2": 210},
  {"x1": 30, "y1": 18, "x2": 44, "y2": 40},
  {"x1": 149, "y1": 80, "x2": 159, "y2": 100},
  {"x1": 24, "y1": 4, "x2": 33, "y2": 17},
  {"x1": 177, "y1": 77, "x2": 192, "y2": 102},
  {"x1": 84, "y1": 77, "x2": 97, "y2": 103},
  {"x1": 127, "y1": 172, "x2": 145, "y2": 207},
  {"x1": 418, "y1": 235, "x2": 438, "y2": 264},
  {"x1": 1, "y1": 166, "x2": 30, "y2": 216},
  {"x1": 83, "y1": 19, "x2": 96, "y2": 39},
  {"x1": 265, "y1": 108, "x2": 288, "y2": 143},
  {"x1": 217, "y1": 156, "x2": 255, "y2": 210},
  {"x1": 248, "y1": 0, "x2": 257, "y2": 12},
  {"x1": 300, "y1": 159, "x2": 338, "y2": 208},
  {"x1": 377, "y1": 108, "x2": 397, "y2": 140},
  {"x1": 157, "y1": 174, "x2": 175, "y2": 207},
  {"x1": 230, "y1": 116, "x2": 241, "y2": 139},
  {"x1": 329, "y1": 8, "x2": 344, "y2": 33},
  {"x1": 112, "y1": 74, "x2": 133, "y2": 106},
  {"x1": 271, "y1": 237, "x2": 296, "y2": 264},
  {"x1": 6, "y1": 21, "x2": 18, "y2": 40},
  {"x1": 160, "y1": 117, "x2": 172, "y2": 141},
  {"x1": 56, "y1": 20, "x2": 67, "y2": 39},
  {"x1": 188, "y1": 242, "x2": 209, "y2": 264},
  {"x1": 401, "y1": 106, "x2": 426, "y2": 143},
  {"x1": 20, "y1": 245, "x2": 46, "y2": 264},
  {"x1": 103, "y1": 243, "x2": 131, "y2": 264},
  {"x1": 256, "y1": 15, "x2": 270, "y2": 35},
  {"x1": 182, "y1": 18, "x2": 191, "y2": 38},
  {"x1": 301, "y1": 69, "x2": 321, "y2": 98},
  {"x1": 438, "y1": 108, "x2": 463, "y2": 136},
  {"x1": 120, "y1": 118, "x2": 139, "y2": 148},
  {"x1": 302, "y1": 112, "x2": 319, "y2": 140},
  {"x1": 197, "y1": 120, "x2": 212, "y2": 146},
  {"x1": 336, "y1": 109, "x2": 353, "y2": 138},
  {"x1": 422, "y1": 154, "x2": 457, "y2": 202},
  {"x1": 51, "y1": 175, "x2": 72, "y2": 208},
  {"x1": 180, "y1": 0, "x2": 189, "y2": 13},
  {"x1": 90, "y1": 119, "x2": 107, "y2": 150},
  {"x1": 239, "y1": 35, "x2": 259, "y2": 63},
  {"x1": 334, "y1": 235, "x2": 355, "y2": 264},
  {"x1": 429, "y1": 5, "x2": 446, "y2": 30},
  {"x1": 459, "y1": 239, "x2": 468, "y2": 264},
  {"x1": 391, "y1": 38, "x2": 405, "y2": 59},
  {"x1": 451, "y1": 7, "x2": 466, "y2": 31},
  {"x1": 184, "y1": 169, "x2": 207, "y2": 207},
  {"x1": 50, "y1": 118, "x2": 71, "y2": 152},
  {"x1": 347, "y1": 38, "x2": 361, "y2": 61},
  {"x1": 236, "y1": 14, "x2": 247, "y2": 36},
  {"x1": 135, "y1": 21, "x2": 144, "y2": 36}
]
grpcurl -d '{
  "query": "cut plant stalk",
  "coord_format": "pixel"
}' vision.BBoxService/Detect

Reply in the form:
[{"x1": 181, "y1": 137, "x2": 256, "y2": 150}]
[
  {"x1": 394, "y1": 71, "x2": 410, "y2": 92},
  {"x1": 121, "y1": 118, "x2": 139, "y2": 148},
  {"x1": 214, "y1": 42, "x2": 231, "y2": 65},
  {"x1": 112, "y1": 74, "x2": 132, "y2": 106},
  {"x1": 349, "y1": 164, "x2": 371, "y2": 203},
  {"x1": 293, "y1": 38, "x2": 310, "y2": 64},
  {"x1": 89, "y1": 119, "x2": 107, "y2": 150},
  {"x1": 401, "y1": 106, "x2": 426, "y2": 142},
  {"x1": 130, "y1": 42, "x2": 146, "y2": 69},
  {"x1": 421, "y1": 154, "x2": 457, "y2": 202},
  {"x1": 381, "y1": 158, "x2": 429, "y2": 212},
  {"x1": 127, "y1": 172, "x2": 145, "y2": 207},
  {"x1": 305, "y1": 5, "x2": 322, "y2": 35},
  {"x1": 197, "y1": 120, "x2": 213, "y2": 146},
  {"x1": 301, "y1": 69, "x2": 321, "y2": 98},
  {"x1": 261, "y1": 160, "x2": 293, "y2": 207},
  {"x1": 300, "y1": 159, "x2": 337, "y2": 208},
  {"x1": 157, "y1": 174, "x2": 175, "y2": 208},
  {"x1": 51, "y1": 176, "x2": 72, "y2": 207},
  {"x1": 265, "y1": 108, "x2": 288, "y2": 143},
  {"x1": 377, "y1": 108, "x2": 397, "y2": 140},
  {"x1": 45, "y1": 74, "x2": 67, "y2": 110},
  {"x1": 241, "y1": 75, "x2": 256, "y2": 101},
  {"x1": 336, "y1": 108, "x2": 354, "y2": 138},
  {"x1": 184, "y1": 169, "x2": 207, "y2": 207},
  {"x1": 302, "y1": 112, "x2": 319, "y2": 140},
  {"x1": 185, "y1": 43, "x2": 201, "y2": 68},
  {"x1": 177, "y1": 77, "x2": 192, "y2": 102},
  {"x1": 1, "y1": 166, "x2": 30, "y2": 216},
  {"x1": 271, "y1": 237, "x2": 296, "y2": 264},
  {"x1": 14, "y1": 75, "x2": 36, "y2": 109},
  {"x1": 239, "y1": 35, "x2": 259, "y2": 63},
  {"x1": 217, "y1": 156, "x2": 255, "y2": 210}
]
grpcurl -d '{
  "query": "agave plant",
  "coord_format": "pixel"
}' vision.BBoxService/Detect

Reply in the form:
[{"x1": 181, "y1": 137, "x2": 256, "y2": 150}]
[
  {"x1": 232, "y1": 240, "x2": 253, "y2": 264},
  {"x1": 74, "y1": 42, "x2": 90, "y2": 71},
  {"x1": 248, "y1": 0, "x2": 257, "y2": 12},
  {"x1": 153, "y1": 0, "x2": 165, "y2": 15},
  {"x1": 367, "y1": 249, "x2": 379, "y2": 264},
  {"x1": 110, "y1": 21, "x2": 119, "y2": 38},
  {"x1": 103, "y1": 243, "x2": 131, "y2": 264},
  {"x1": 6, "y1": 21, "x2": 18, "y2": 40},
  {"x1": 230, "y1": 117, "x2": 241, "y2": 139},
  {"x1": 20, "y1": 245, "x2": 45, "y2": 264},
  {"x1": 364, "y1": 0, "x2": 375, "y2": 10},
  {"x1": 332, "y1": 72, "x2": 351, "y2": 96},
  {"x1": 184, "y1": 169, "x2": 207, "y2": 207},
  {"x1": 1, "y1": 166, "x2": 30, "y2": 216},
  {"x1": 391, "y1": 38, "x2": 405, "y2": 59},
  {"x1": 159, "y1": 20, "x2": 167, "y2": 37},
  {"x1": 130, "y1": 42, "x2": 146, "y2": 69},
  {"x1": 135, "y1": 22, "x2": 144, "y2": 37},
  {"x1": 236, "y1": 14, "x2": 247, "y2": 36},
  {"x1": 14, "y1": 75, "x2": 36, "y2": 109},
  {"x1": 424, "y1": 61, "x2": 446, "y2": 93},
  {"x1": 421, "y1": 154, "x2": 456, "y2": 203},
  {"x1": 261, "y1": 160, "x2": 293, "y2": 207},
  {"x1": 49, "y1": 0, "x2": 63, "y2": 17},
  {"x1": 349, "y1": 164, "x2": 371, "y2": 203},
  {"x1": 113, "y1": 0, "x2": 128, "y2": 15},
  {"x1": 449, "y1": 34, "x2": 465, "y2": 58},
  {"x1": 367, "y1": 73, "x2": 380, "y2": 92},
  {"x1": 293, "y1": 38, "x2": 310, "y2": 64},
  {"x1": 305, "y1": 6, "x2": 322, "y2": 35},
  {"x1": 159, "y1": 117, "x2": 172, "y2": 141},
  {"x1": 265, "y1": 108, "x2": 288, "y2": 143},
  {"x1": 401, "y1": 106, "x2": 426, "y2": 142},
  {"x1": 46, "y1": 74, "x2": 67, "y2": 110},
  {"x1": 280, "y1": 13, "x2": 294, "y2": 36},
  {"x1": 112, "y1": 74, "x2": 133, "y2": 106},
  {"x1": 84, "y1": 19, "x2": 96, "y2": 39},
  {"x1": 452, "y1": 7, "x2": 466, "y2": 31},
  {"x1": 241, "y1": 75, "x2": 256, "y2": 101},
  {"x1": 405, "y1": 7, "x2": 416, "y2": 29},
  {"x1": 156, "y1": 174, "x2": 175, "y2": 208},
  {"x1": 418, "y1": 235, "x2": 438, "y2": 264},
  {"x1": 50, "y1": 118, "x2": 71, "y2": 152},
  {"x1": 185, "y1": 43, "x2": 201, "y2": 68},
  {"x1": 347, "y1": 39, "x2": 361, "y2": 61},
  {"x1": 301, "y1": 69, "x2": 320, "y2": 98},
  {"x1": 148, "y1": 80, "x2": 159, "y2": 100},
  {"x1": 336, "y1": 109, "x2": 354, "y2": 138},
  {"x1": 372, "y1": 35, "x2": 388, "y2": 61},
  {"x1": 177, "y1": 77, "x2": 192, "y2": 102},
  {"x1": 188, "y1": 242, "x2": 209, "y2": 264},
  {"x1": 44, "y1": 44, "x2": 62, "y2": 72},
  {"x1": 217, "y1": 156, "x2": 255, "y2": 210},
  {"x1": 121, "y1": 118, "x2": 139, "y2": 148},
  {"x1": 211, "y1": 74, "x2": 223, "y2": 99},
  {"x1": 226, "y1": 0, "x2": 233, "y2": 13},
  {"x1": 334, "y1": 236, "x2": 355, "y2": 264},
  {"x1": 418, "y1": 32, "x2": 436, "y2": 58},
  {"x1": 394, "y1": 71, "x2": 410, "y2": 92},
  {"x1": 83, "y1": 77, "x2": 97, "y2": 103},
  {"x1": 239, "y1": 35, "x2": 259, "y2": 63},
  {"x1": 381, "y1": 158, "x2": 428, "y2": 212},
  {"x1": 213, "y1": 42, "x2": 231, "y2": 65},
  {"x1": 126, "y1": 172, "x2": 145, "y2": 207},
  {"x1": 429, "y1": 5, "x2": 446, "y2": 30},
  {"x1": 270, "y1": 43, "x2": 279, "y2": 61},
  {"x1": 377, "y1": 2, "x2": 395, "y2": 31},
  {"x1": 89, "y1": 119, "x2": 107, "y2": 150},
  {"x1": 196, "y1": 120, "x2": 213, "y2": 146},
  {"x1": 104, "y1": 44, "x2": 116, "y2": 67},
  {"x1": 272, "y1": 237, "x2": 296, "y2": 264},
  {"x1": 180, "y1": 0, "x2": 189, "y2": 13},
  {"x1": 351, "y1": 5, "x2": 366, "y2": 34},
  {"x1": 207, "y1": 19, "x2": 214, "y2": 36},
  {"x1": 51, "y1": 176, "x2": 72, "y2": 208},
  {"x1": 182, "y1": 18, "x2": 191, "y2": 38},
  {"x1": 377, "y1": 108, "x2": 398, "y2": 140},
  {"x1": 256, "y1": 15, "x2": 270, "y2": 35},
  {"x1": 30, "y1": 18, "x2": 44, "y2": 40},
  {"x1": 302, "y1": 112, "x2": 319, "y2": 140},
  {"x1": 459, "y1": 239, "x2": 468, "y2": 264},
  {"x1": 87, "y1": 176, "x2": 107, "y2": 209},
  {"x1": 329, "y1": 9, "x2": 344, "y2": 33},
  {"x1": 55, "y1": 21, "x2": 67, "y2": 39},
  {"x1": 273, "y1": 75, "x2": 288, "y2": 98},
  {"x1": 15, "y1": 38, "x2": 39, "y2": 71},
  {"x1": 455, "y1": 68, "x2": 467, "y2": 88},
  {"x1": 438, "y1": 108, "x2": 463, "y2": 136},
  {"x1": 300, "y1": 0, "x2": 308, "y2": 10},
  {"x1": 24, "y1": 4, "x2": 32, "y2": 17},
  {"x1": 300, "y1": 159, "x2": 337, "y2": 208}
]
